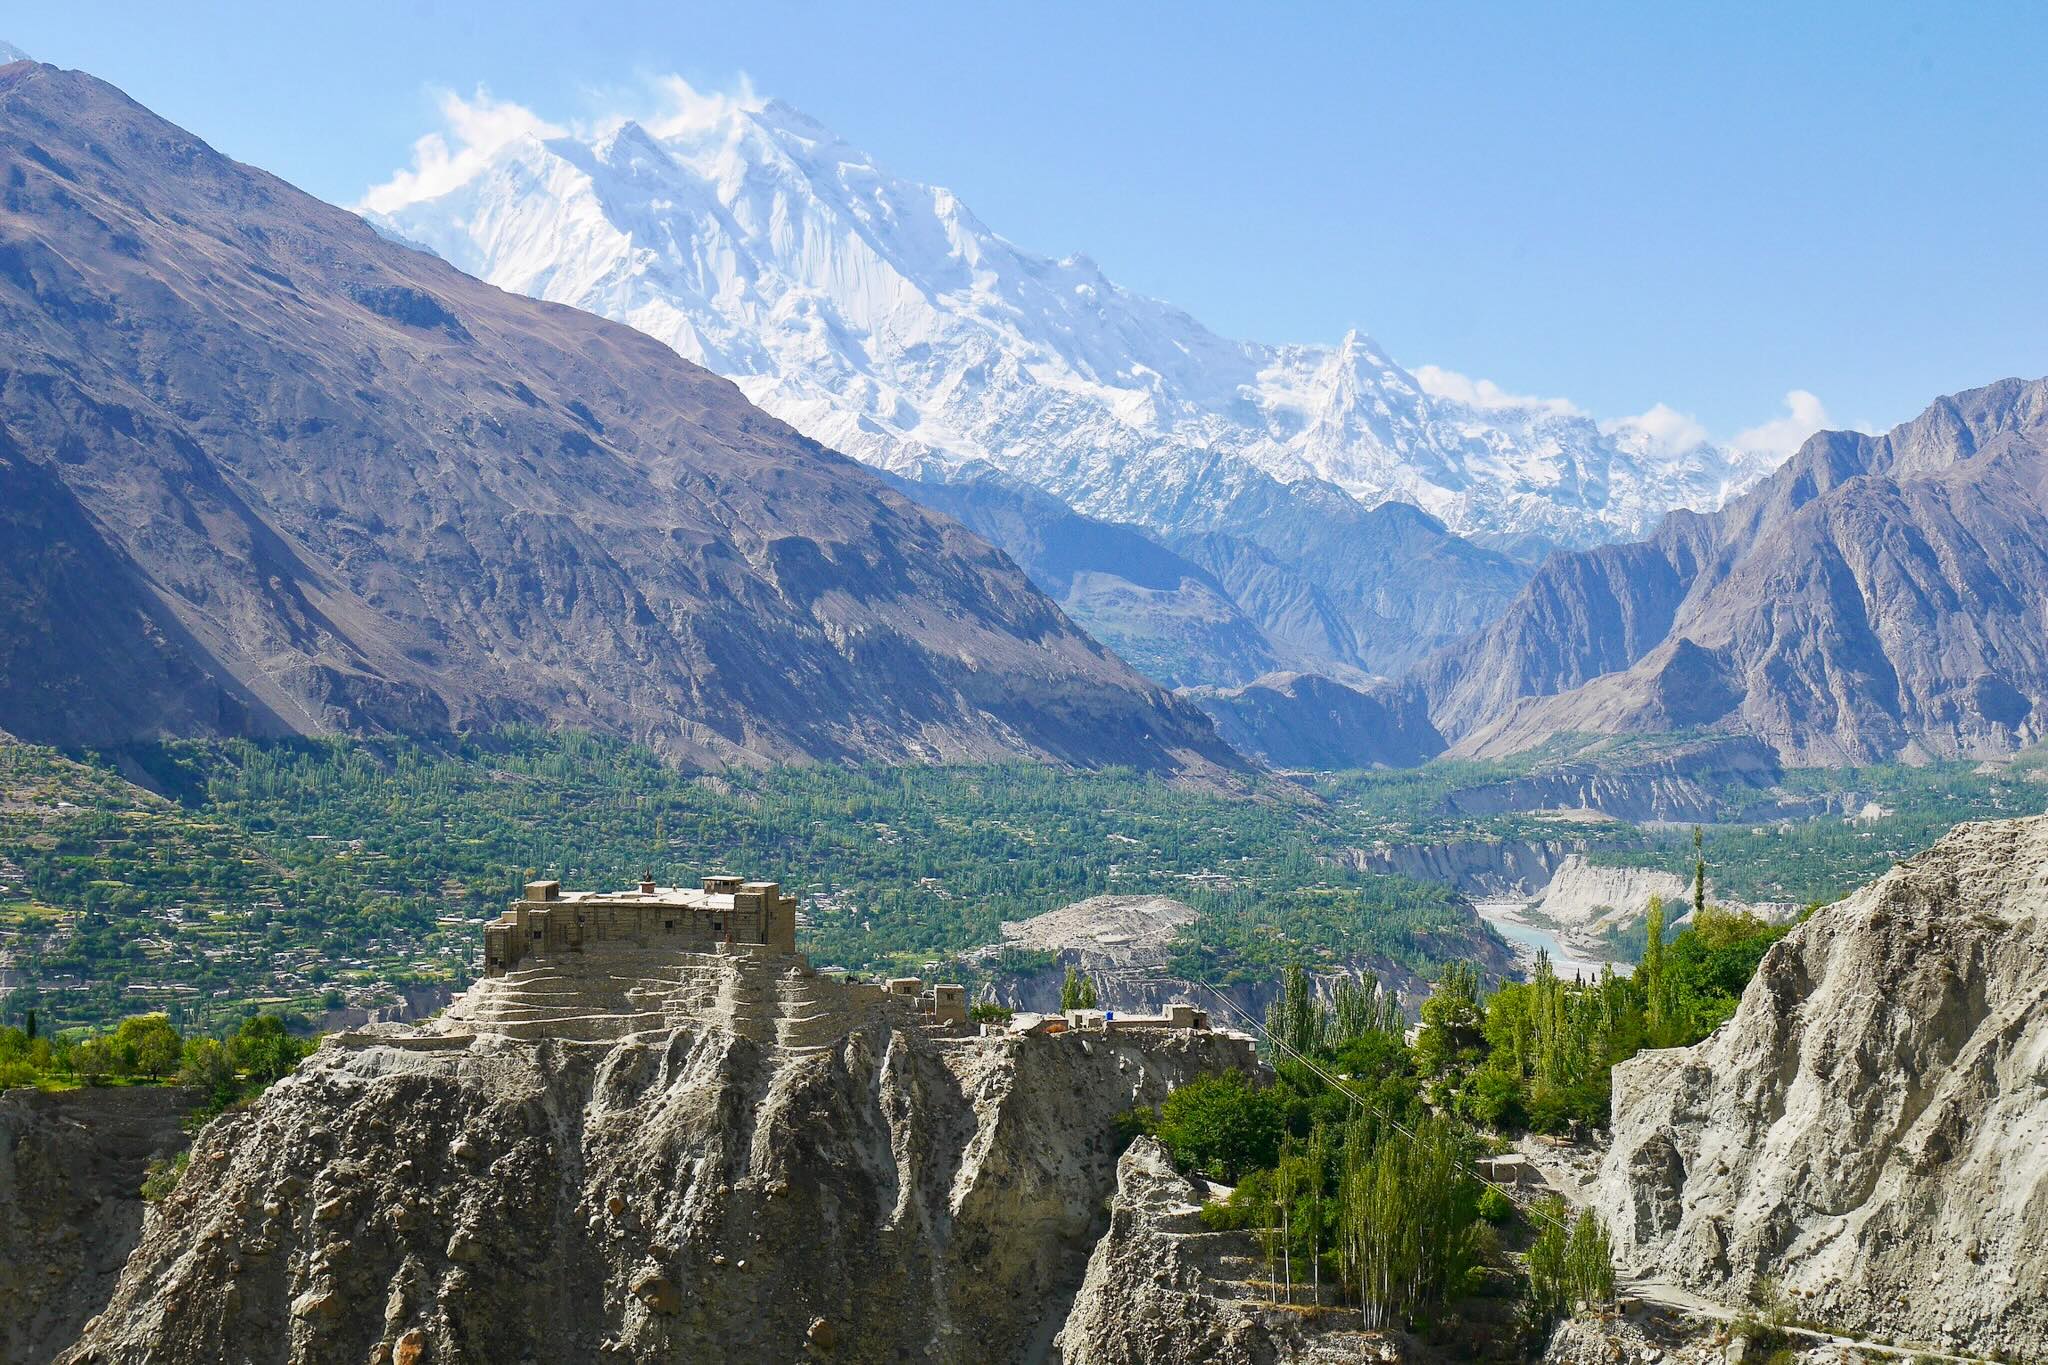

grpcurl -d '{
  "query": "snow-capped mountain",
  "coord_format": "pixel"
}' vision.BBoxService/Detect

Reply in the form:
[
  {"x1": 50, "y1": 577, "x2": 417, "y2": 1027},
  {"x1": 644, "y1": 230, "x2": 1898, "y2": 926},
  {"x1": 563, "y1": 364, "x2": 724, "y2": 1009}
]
[{"x1": 366, "y1": 94, "x2": 1780, "y2": 548}]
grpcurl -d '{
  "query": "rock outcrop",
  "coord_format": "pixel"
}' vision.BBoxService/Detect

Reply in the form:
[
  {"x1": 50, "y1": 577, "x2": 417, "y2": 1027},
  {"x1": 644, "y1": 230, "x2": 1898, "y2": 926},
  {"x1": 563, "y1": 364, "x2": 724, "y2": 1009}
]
[
  {"x1": 1594, "y1": 815, "x2": 2048, "y2": 1359},
  {"x1": 1437, "y1": 737, "x2": 1780, "y2": 823},
  {"x1": 59, "y1": 949, "x2": 1257, "y2": 1363},
  {"x1": 0, "y1": 59, "x2": 1234, "y2": 776},
  {"x1": 1056, "y1": 1138, "x2": 1390, "y2": 1364},
  {"x1": 0, "y1": 1085, "x2": 194, "y2": 1364},
  {"x1": 1344, "y1": 837, "x2": 1579, "y2": 900}
]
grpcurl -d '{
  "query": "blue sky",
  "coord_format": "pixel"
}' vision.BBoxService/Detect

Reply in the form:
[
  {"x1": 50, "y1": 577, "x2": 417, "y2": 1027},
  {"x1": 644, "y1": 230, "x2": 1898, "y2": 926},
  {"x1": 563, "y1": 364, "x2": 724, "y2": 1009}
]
[{"x1": 11, "y1": 2, "x2": 2046, "y2": 439}]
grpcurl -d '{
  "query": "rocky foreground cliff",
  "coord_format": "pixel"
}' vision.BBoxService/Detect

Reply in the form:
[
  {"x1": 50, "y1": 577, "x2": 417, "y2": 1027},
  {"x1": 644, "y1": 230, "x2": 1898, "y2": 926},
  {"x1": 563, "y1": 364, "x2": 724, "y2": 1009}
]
[
  {"x1": 0, "y1": 1086, "x2": 193, "y2": 1364},
  {"x1": 57, "y1": 949, "x2": 1255, "y2": 1363},
  {"x1": 1595, "y1": 815, "x2": 2048, "y2": 1359}
]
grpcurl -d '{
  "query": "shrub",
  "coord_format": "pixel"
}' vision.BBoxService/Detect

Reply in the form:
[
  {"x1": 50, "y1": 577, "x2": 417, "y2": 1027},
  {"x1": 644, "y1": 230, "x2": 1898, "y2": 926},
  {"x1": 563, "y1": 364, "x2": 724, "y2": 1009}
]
[{"x1": 140, "y1": 1150, "x2": 189, "y2": 1202}]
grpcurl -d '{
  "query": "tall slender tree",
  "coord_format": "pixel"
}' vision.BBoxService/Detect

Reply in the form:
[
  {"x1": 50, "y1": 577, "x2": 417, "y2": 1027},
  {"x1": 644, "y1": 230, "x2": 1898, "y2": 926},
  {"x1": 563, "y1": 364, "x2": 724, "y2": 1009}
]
[{"x1": 1693, "y1": 825, "x2": 1707, "y2": 920}]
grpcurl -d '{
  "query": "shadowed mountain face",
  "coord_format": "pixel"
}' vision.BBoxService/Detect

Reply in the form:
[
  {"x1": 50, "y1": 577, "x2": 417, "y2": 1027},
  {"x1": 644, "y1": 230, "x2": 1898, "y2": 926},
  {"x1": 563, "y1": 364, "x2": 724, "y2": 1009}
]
[
  {"x1": 1419, "y1": 377, "x2": 2048, "y2": 764},
  {"x1": 891, "y1": 457, "x2": 1532, "y2": 688},
  {"x1": 1182, "y1": 672, "x2": 1445, "y2": 771},
  {"x1": 0, "y1": 61, "x2": 1238, "y2": 774},
  {"x1": 881, "y1": 466, "x2": 1285, "y2": 689}
]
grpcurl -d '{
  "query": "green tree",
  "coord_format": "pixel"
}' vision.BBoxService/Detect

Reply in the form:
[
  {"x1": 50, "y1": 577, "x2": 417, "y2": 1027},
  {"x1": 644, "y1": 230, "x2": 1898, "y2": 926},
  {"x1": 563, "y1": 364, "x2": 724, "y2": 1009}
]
[
  {"x1": 1156, "y1": 1072, "x2": 1284, "y2": 1181},
  {"x1": 1524, "y1": 1198, "x2": 1615, "y2": 1331},
  {"x1": 1692, "y1": 825, "x2": 1707, "y2": 920},
  {"x1": 177, "y1": 1036, "x2": 239, "y2": 1109},
  {"x1": 1413, "y1": 962, "x2": 1484, "y2": 1093},
  {"x1": 1268, "y1": 962, "x2": 1325, "y2": 1058},
  {"x1": 1641, "y1": 895, "x2": 1674, "y2": 1044},
  {"x1": 229, "y1": 1014, "x2": 307, "y2": 1082},
  {"x1": 73, "y1": 1036, "x2": 112, "y2": 1085},
  {"x1": 1059, "y1": 967, "x2": 1099, "y2": 1011},
  {"x1": 112, "y1": 1014, "x2": 183, "y2": 1080},
  {"x1": 1339, "y1": 1114, "x2": 1478, "y2": 1329}
]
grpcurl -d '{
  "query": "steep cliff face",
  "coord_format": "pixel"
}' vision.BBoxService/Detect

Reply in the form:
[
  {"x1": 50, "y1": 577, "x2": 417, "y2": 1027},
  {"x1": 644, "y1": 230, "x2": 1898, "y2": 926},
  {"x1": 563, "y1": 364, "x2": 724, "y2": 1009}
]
[
  {"x1": 1437, "y1": 737, "x2": 1780, "y2": 823},
  {"x1": 59, "y1": 950, "x2": 1256, "y2": 1364},
  {"x1": 0, "y1": 1086, "x2": 194, "y2": 1364},
  {"x1": 1056, "y1": 1138, "x2": 1389, "y2": 1365},
  {"x1": 0, "y1": 60, "x2": 1233, "y2": 775},
  {"x1": 1595, "y1": 816, "x2": 2048, "y2": 1359},
  {"x1": 1344, "y1": 838, "x2": 1579, "y2": 899}
]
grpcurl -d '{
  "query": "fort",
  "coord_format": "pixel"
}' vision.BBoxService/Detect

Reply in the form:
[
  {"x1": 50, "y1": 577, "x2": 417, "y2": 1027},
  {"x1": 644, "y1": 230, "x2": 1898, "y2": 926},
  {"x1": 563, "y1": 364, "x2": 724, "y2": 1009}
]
[
  {"x1": 484, "y1": 875, "x2": 799, "y2": 975},
  {"x1": 325, "y1": 874, "x2": 1247, "y2": 1052}
]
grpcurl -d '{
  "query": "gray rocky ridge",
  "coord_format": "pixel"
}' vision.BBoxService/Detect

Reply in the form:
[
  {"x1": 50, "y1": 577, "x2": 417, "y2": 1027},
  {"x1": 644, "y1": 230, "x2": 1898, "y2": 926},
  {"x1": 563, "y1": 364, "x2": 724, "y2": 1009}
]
[
  {"x1": 1056, "y1": 1137, "x2": 1390, "y2": 1364},
  {"x1": 1595, "y1": 814, "x2": 2048, "y2": 1358},
  {"x1": 0, "y1": 1086, "x2": 194, "y2": 1364},
  {"x1": 1182, "y1": 672, "x2": 1445, "y2": 770},
  {"x1": 58, "y1": 946, "x2": 1257, "y2": 1363}
]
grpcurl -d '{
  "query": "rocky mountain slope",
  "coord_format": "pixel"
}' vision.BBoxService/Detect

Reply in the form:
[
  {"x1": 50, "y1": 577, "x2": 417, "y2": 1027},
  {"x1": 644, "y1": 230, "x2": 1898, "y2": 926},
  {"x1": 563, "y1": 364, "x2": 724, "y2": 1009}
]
[
  {"x1": 0, "y1": 1086, "x2": 194, "y2": 1365},
  {"x1": 1183, "y1": 672, "x2": 1444, "y2": 770},
  {"x1": 972, "y1": 893, "x2": 1512, "y2": 1022},
  {"x1": 0, "y1": 58, "x2": 1233, "y2": 774},
  {"x1": 882, "y1": 466, "x2": 1285, "y2": 688},
  {"x1": 1421, "y1": 377, "x2": 2048, "y2": 763},
  {"x1": 368, "y1": 92, "x2": 1779, "y2": 551},
  {"x1": 1436, "y1": 736, "x2": 1781, "y2": 823},
  {"x1": 1595, "y1": 814, "x2": 2048, "y2": 1359},
  {"x1": 58, "y1": 948, "x2": 1257, "y2": 1363}
]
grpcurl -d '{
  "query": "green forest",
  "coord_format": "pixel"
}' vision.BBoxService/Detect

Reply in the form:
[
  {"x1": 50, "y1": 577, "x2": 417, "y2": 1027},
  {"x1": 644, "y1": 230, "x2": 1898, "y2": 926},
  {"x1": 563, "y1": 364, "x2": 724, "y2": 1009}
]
[{"x1": 2, "y1": 727, "x2": 2038, "y2": 1031}]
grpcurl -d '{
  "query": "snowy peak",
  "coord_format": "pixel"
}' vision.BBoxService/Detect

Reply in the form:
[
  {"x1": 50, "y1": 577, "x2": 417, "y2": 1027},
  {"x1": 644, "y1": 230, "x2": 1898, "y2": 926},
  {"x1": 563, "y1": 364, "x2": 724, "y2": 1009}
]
[{"x1": 369, "y1": 87, "x2": 1788, "y2": 547}]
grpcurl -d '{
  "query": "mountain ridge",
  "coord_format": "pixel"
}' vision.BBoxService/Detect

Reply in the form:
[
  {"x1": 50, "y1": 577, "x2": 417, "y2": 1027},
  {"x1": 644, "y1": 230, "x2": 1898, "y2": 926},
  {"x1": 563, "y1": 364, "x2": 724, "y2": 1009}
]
[
  {"x1": 1419, "y1": 376, "x2": 2048, "y2": 763},
  {"x1": 0, "y1": 59, "x2": 1237, "y2": 775},
  {"x1": 367, "y1": 88, "x2": 1788, "y2": 554}
]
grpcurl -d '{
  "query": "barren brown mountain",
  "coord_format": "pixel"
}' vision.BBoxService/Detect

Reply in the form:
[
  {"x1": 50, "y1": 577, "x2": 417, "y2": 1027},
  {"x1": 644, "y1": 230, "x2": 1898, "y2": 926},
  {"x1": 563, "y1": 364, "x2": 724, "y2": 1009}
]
[
  {"x1": 1420, "y1": 376, "x2": 2048, "y2": 763},
  {"x1": 0, "y1": 59, "x2": 1235, "y2": 773}
]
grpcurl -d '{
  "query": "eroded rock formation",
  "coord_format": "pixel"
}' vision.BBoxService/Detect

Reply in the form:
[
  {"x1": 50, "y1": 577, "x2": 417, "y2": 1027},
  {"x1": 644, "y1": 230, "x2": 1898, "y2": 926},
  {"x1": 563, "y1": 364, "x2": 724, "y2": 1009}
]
[
  {"x1": 58, "y1": 950, "x2": 1255, "y2": 1363},
  {"x1": 1595, "y1": 815, "x2": 2048, "y2": 1359},
  {"x1": 1056, "y1": 1137, "x2": 1389, "y2": 1364},
  {"x1": 0, "y1": 1086, "x2": 194, "y2": 1364}
]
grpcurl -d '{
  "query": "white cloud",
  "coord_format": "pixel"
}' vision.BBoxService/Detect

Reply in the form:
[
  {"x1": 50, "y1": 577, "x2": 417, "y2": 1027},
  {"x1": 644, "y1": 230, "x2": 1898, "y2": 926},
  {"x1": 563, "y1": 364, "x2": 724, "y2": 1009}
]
[
  {"x1": 1730, "y1": 389, "x2": 1833, "y2": 463},
  {"x1": 1411, "y1": 364, "x2": 1582, "y2": 417},
  {"x1": 356, "y1": 74, "x2": 764, "y2": 216},
  {"x1": 358, "y1": 88, "x2": 563, "y2": 215},
  {"x1": 1601, "y1": 402, "x2": 1710, "y2": 458},
  {"x1": 641, "y1": 73, "x2": 763, "y2": 140}
]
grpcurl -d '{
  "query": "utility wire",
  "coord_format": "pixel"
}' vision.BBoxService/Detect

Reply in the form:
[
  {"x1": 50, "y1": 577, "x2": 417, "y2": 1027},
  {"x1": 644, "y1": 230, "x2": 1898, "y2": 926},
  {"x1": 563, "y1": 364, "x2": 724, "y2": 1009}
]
[{"x1": 1181, "y1": 977, "x2": 1574, "y2": 1236}]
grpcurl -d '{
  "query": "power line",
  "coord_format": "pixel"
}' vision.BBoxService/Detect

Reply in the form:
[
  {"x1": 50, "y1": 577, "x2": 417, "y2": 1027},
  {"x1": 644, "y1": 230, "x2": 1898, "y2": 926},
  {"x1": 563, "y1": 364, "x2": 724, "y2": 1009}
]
[{"x1": 1181, "y1": 976, "x2": 1574, "y2": 1236}]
